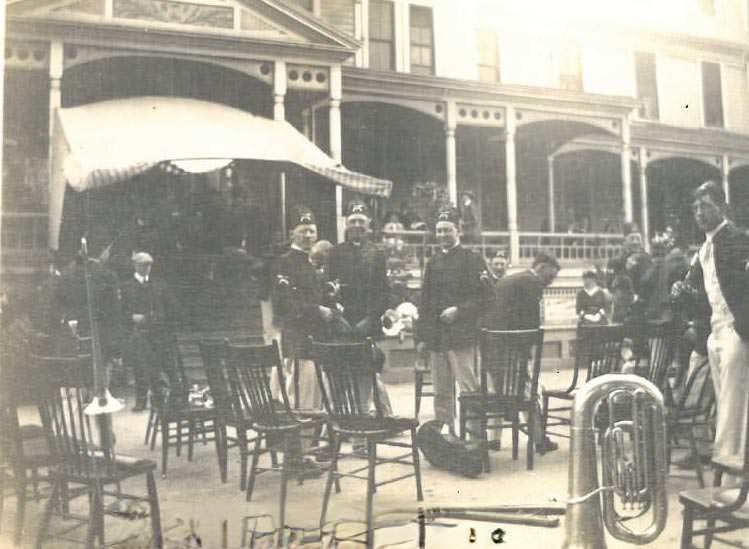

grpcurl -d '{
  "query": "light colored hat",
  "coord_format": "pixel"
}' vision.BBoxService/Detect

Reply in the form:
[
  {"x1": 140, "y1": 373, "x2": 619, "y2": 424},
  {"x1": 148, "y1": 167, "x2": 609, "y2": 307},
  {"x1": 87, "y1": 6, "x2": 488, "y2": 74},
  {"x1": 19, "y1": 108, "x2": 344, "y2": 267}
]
[{"x1": 132, "y1": 252, "x2": 154, "y2": 264}]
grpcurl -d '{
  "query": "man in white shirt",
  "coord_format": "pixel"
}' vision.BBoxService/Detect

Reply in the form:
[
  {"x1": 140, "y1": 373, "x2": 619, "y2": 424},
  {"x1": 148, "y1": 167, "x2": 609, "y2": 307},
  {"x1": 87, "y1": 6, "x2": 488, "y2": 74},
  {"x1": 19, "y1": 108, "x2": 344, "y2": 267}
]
[{"x1": 674, "y1": 180, "x2": 749, "y2": 474}]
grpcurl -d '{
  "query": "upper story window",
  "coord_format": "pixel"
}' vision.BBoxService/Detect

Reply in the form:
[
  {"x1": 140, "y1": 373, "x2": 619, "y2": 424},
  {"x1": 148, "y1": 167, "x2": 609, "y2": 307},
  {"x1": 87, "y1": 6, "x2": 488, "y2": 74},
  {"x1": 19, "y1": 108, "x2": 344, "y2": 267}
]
[
  {"x1": 701, "y1": 61, "x2": 724, "y2": 128},
  {"x1": 634, "y1": 52, "x2": 659, "y2": 120},
  {"x1": 559, "y1": 44, "x2": 582, "y2": 91},
  {"x1": 478, "y1": 30, "x2": 500, "y2": 83},
  {"x1": 369, "y1": 0, "x2": 395, "y2": 71},
  {"x1": 409, "y1": 5, "x2": 434, "y2": 75},
  {"x1": 698, "y1": 0, "x2": 715, "y2": 16}
]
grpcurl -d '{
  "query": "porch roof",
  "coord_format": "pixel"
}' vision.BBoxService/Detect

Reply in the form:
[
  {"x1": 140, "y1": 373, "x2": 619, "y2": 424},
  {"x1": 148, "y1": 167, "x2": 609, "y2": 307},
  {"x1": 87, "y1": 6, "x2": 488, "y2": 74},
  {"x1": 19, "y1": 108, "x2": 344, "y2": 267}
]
[{"x1": 342, "y1": 67, "x2": 641, "y2": 118}]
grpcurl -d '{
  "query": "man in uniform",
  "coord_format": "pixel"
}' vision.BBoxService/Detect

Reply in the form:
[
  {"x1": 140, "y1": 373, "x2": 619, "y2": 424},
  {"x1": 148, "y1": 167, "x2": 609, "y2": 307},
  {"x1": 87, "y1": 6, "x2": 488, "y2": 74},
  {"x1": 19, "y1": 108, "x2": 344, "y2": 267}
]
[
  {"x1": 328, "y1": 200, "x2": 393, "y2": 417},
  {"x1": 415, "y1": 206, "x2": 492, "y2": 439},
  {"x1": 120, "y1": 252, "x2": 180, "y2": 412},
  {"x1": 272, "y1": 206, "x2": 335, "y2": 411},
  {"x1": 673, "y1": 180, "x2": 749, "y2": 479}
]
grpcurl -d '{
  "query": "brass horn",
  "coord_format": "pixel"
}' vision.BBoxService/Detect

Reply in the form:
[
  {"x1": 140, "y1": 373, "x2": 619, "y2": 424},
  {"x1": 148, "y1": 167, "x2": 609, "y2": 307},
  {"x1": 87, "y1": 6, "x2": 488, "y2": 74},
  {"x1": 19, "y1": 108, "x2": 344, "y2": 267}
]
[{"x1": 563, "y1": 374, "x2": 668, "y2": 549}]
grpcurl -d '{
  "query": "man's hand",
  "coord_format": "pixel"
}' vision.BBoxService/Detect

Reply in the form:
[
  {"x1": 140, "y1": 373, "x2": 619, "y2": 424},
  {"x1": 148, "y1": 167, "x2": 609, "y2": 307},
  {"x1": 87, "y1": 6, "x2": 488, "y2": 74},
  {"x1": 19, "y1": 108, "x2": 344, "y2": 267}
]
[
  {"x1": 671, "y1": 280, "x2": 689, "y2": 300},
  {"x1": 354, "y1": 317, "x2": 371, "y2": 336},
  {"x1": 318, "y1": 306, "x2": 334, "y2": 323},
  {"x1": 415, "y1": 341, "x2": 427, "y2": 355},
  {"x1": 439, "y1": 306, "x2": 459, "y2": 324}
]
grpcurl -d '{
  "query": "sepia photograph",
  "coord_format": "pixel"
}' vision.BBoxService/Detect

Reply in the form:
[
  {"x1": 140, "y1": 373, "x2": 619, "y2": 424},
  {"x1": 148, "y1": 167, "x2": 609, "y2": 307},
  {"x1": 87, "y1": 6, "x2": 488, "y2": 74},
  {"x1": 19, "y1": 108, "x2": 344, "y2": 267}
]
[{"x1": 2, "y1": 0, "x2": 749, "y2": 546}]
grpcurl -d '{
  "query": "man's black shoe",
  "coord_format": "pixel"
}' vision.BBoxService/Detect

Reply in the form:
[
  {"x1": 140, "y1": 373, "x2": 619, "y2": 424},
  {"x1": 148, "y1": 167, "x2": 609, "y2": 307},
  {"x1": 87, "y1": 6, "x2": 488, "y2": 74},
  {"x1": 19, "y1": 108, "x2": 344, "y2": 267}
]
[
  {"x1": 287, "y1": 458, "x2": 325, "y2": 480},
  {"x1": 536, "y1": 438, "x2": 559, "y2": 455}
]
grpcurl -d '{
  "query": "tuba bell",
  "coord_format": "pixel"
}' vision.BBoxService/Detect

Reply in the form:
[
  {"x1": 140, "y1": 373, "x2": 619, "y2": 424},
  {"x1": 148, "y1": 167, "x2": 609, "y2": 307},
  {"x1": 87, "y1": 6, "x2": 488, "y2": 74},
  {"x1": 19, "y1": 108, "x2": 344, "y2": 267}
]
[{"x1": 563, "y1": 374, "x2": 668, "y2": 548}]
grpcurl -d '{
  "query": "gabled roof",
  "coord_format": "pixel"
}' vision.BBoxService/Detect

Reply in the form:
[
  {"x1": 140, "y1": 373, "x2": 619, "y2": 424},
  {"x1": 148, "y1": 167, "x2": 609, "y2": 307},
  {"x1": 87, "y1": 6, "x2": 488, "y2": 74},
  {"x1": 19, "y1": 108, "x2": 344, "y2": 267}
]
[{"x1": 7, "y1": 0, "x2": 359, "y2": 52}]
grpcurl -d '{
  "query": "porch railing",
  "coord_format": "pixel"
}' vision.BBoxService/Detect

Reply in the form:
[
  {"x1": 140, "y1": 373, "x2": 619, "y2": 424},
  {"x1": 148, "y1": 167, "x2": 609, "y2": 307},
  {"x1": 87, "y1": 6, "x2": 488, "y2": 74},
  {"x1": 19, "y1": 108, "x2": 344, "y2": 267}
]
[{"x1": 518, "y1": 232, "x2": 623, "y2": 263}]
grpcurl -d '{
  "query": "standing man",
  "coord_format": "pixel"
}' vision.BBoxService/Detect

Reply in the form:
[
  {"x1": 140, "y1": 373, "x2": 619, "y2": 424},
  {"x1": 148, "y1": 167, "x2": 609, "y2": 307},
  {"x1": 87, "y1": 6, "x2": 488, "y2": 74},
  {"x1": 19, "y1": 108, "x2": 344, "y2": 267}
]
[
  {"x1": 328, "y1": 200, "x2": 389, "y2": 338},
  {"x1": 328, "y1": 200, "x2": 393, "y2": 417},
  {"x1": 673, "y1": 180, "x2": 749, "y2": 474},
  {"x1": 120, "y1": 252, "x2": 179, "y2": 412},
  {"x1": 485, "y1": 251, "x2": 561, "y2": 454},
  {"x1": 415, "y1": 206, "x2": 492, "y2": 439},
  {"x1": 272, "y1": 206, "x2": 334, "y2": 411}
]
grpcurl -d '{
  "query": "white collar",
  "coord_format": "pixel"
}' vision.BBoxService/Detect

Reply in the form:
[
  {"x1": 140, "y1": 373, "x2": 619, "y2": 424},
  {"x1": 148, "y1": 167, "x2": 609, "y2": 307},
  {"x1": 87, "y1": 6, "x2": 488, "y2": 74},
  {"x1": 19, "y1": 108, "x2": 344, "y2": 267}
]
[
  {"x1": 134, "y1": 272, "x2": 148, "y2": 284},
  {"x1": 440, "y1": 240, "x2": 461, "y2": 254},
  {"x1": 583, "y1": 286, "x2": 600, "y2": 297},
  {"x1": 705, "y1": 219, "x2": 727, "y2": 243},
  {"x1": 290, "y1": 243, "x2": 307, "y2": 253}
]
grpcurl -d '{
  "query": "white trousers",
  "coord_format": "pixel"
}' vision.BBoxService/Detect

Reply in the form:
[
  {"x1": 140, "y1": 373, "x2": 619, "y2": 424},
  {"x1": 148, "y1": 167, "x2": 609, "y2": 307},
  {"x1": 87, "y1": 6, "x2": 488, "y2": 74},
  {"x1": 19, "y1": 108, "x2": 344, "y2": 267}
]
[{"x1": 707, "y1": 324, "x2": 749, "y2": 466}]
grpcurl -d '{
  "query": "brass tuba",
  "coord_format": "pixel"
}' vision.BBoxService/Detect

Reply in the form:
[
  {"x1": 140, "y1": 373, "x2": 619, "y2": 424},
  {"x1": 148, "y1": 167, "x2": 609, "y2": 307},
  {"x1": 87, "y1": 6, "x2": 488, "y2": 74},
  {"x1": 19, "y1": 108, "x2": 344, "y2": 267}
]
[{"x1": 563, "y1": 374, "x2": 668, "y2": 548}]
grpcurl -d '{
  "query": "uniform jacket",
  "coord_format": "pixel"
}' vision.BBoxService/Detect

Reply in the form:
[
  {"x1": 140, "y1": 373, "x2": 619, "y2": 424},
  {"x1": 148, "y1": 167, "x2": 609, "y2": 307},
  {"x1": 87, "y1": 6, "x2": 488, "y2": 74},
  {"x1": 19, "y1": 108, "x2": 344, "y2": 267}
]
[
  {"x1": 684, "y1": 221, "x2": 749, "y2": 340},
  {"x1": 119, "y1": 276, "x2": 179, "y2": 334},
  {"x1": 272, "y1": 247, "x2": 326, "y2": 355},
  {"x1": 416, "y1": 245, "x2": 492, "y2": 350},
  {"x1": 327, "y1": 239, "x2": 389, "y2": 336},
  {"x1": 484, "y1": 270, "x2": 545, "y2": 331}
]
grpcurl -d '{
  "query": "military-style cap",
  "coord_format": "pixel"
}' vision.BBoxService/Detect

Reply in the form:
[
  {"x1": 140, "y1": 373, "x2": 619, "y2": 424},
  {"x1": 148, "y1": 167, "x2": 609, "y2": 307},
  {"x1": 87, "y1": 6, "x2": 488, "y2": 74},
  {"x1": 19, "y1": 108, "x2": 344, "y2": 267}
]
[
  {"x1": 346, "y1": 199, "x2": 370, "y2": 218},
  {"x1": 435, "y1": 205, "x2": 461, "y2": 227},
  {"x1": 291, "y1": 205, "x2": 316, "y2": 228},
  {"x1": 132, "y1": 252, "x2": 154, "y2": 264}
]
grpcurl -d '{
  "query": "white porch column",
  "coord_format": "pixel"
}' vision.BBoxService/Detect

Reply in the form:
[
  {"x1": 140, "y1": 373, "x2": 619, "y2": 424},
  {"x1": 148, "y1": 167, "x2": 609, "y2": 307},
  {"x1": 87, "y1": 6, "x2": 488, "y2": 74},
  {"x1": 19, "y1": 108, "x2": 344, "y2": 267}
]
[
  {"x1": 48, "y1": 41, "x2": 64, "y2": 247},
  {"x1": 621, "y1": 117, "x2": 633, "y2": 224},
  {"x1": 329, "y1": 65, "x2": 344, "y2": 242},
  {"x1": 445, "y1": 101, "x2": 457, "y2": 205},
  {"x1": 355, "y1": 0, "x2": 369, "y2": 68},
  {"x1": 639, "y1": 148, "x2": 650, "y2": 253},
  {"x1": 505, "y1": 106, "x2": 519, "y2": 264},
  {"x1": 722, "y1": 154, "x2": 731, "y2": 204},
  {"x1": 547, "y1": 155, "x2": 555, "y2": 232},
  {"x1": 273, "y1": 61, "x2": 286, "y2": 122}
]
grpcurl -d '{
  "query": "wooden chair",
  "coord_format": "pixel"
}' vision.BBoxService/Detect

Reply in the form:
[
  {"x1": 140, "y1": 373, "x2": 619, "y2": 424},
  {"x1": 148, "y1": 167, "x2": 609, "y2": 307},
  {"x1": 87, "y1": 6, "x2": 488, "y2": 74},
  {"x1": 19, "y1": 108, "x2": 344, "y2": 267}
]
[
  {"x1": 460, "y1": 328, "x2": 544, "y2": 472},
  {"x1": 542, "y1": 324, "x2": 625, "y2": 440},
  {"x1": 0, "y1": 348, "x2": 57, "y2": 546},
  {"x1": 224, "y1": 340, "x2": 326, "y2": 547},
  {"x1": 679, "y1": 400, "x2": 749, "y2": 549},
  {"x1": 636, "y1": 320, "x2": 681, "y2": 402},
  {"x1": 309, "y1": 338, "x2": 423, "y2": 547},
  {"x1": 144, "y1": 334, "x2": 221, "y2": 478},
  {"x1": 199, "y1": 339, "x2": 275, "y2": 490},
  {"x1": 669, "y1": 356, "x2": 715, "y2": 488},
  {"x1": 32, "y1": 353, "x2": 162, "y2": 548}
]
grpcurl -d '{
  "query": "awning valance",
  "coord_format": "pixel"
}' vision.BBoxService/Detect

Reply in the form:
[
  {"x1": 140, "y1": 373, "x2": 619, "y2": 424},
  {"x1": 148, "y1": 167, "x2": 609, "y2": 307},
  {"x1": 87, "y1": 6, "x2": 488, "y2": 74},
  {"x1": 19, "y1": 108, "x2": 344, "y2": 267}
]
[{"x1": 50, "y1": 96, "x2": 392, "y2": 247}]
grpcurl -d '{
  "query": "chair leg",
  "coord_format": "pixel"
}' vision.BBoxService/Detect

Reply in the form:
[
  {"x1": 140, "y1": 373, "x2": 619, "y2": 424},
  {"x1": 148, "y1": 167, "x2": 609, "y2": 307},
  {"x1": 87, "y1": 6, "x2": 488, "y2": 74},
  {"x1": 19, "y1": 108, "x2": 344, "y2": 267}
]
[
  {"x1": 13, "y1": 469, "x2": 27, "y2": 546},
  {"x1": 146, "y1": 471, "x2": 163, "y2": 548},
  {"x1": 688, "y1": 427, "x2": 705, "y2": 488},
  {"x1": 366, "y1": 439, "x2": 377, "y2": 549},
  {"x1": 149, "y1": 411, "x2": 160, "y2": 451},
  {"x1": 215, "y1": 421, "x2": 228, "y2": 484},
  {"x1": 512, "y1": 412, "x2": 519, "y2": 461},
  {"x1": 176, "y1": 419, "x2": 183, "y2": 458},
  {"x1": 326, "y1": 426, "x2": 341, "y2": 494},
  {"x1": 705, "y1": 518, "x2": 716, "y2": 549},
  {"x1": 527, "y1": 408, "x2": 535, "y2": 471},
  {"x1": 410, "y1": 427, "x2": 423, "y2": 502},
  {"x1": 277, "y1": 437, "x2": 290, "y2": 548},
  {"x1": 238, "y1": 429, "x2": 248, "y2": 492},
  {"x1": 188, "y1": 419, "x2": 195, "y2": 462},
  {"x1": 414, "y1": 372, "x2": 422, "y2": 420},
  {"x1": 148, "y1": 408, "x2": 156, "y2": 449},
  {"x1": 680, "y1": 504, "x2": 693, "y2": 549},
  {"x1": 459, "y1": 405, "x2": 466, "y2": 440},
  {"x1": 34, "y1": 478, "x2": 59, "y2": 549},
  {"x1": 541, "y1": 395, "x2": 550, "y2": 438},
  {"x1": 320, "y1": 436, "x2": 341, "y2": 529},
  {"x1": 161, "y1": 418, "x2": 169, "y2": 479},
  {"x1": 481, "y1": 415, "x2": 490, "y2": 473},
  {"x1": 246, "y1": 433, "x2": 263, "y2": 502},
  {"x1": 85, "y1": 488, "x2": 99, "y2": 549}
]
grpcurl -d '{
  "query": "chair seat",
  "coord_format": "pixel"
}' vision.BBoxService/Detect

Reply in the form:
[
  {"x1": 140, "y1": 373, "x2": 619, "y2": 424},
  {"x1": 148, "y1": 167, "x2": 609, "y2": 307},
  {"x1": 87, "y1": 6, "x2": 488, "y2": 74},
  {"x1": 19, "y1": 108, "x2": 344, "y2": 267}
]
[
  {"x1": 252, "y1": 411, "x2": 315, "y2": 432},
  {"x1": 679, "y1": 487, "x2": 749, "y2": 520},
  {"x1": 19, "y1": 424, "x2": 46, "y2": 440},
  {"x1": 56, "y1": 454, "x2": 157, "y2": 483},
  {"x1": 712, "y1": 455, "x2": 745, "y2": 474},
  {"x1": 333, "y1": 416, "x2": 417, "y2": 436},
  {"x1": 542, "y1": 388, "x2": 578, "y2": 400}
]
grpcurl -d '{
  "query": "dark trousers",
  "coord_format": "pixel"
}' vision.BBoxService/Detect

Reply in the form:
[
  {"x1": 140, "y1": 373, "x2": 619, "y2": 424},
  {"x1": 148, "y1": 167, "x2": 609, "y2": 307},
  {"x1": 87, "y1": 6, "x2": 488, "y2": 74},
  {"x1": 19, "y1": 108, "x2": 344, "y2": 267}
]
[{"x1": 124, "y1": 328, "x2": 178, "y2": 406}]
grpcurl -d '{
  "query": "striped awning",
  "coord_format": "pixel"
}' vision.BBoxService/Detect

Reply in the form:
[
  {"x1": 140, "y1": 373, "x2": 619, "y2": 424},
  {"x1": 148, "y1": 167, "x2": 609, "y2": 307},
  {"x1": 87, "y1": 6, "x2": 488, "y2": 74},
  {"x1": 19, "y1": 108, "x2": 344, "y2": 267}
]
[{"x1": 50, "y1": 97, "x2": 392, "y2": 247}]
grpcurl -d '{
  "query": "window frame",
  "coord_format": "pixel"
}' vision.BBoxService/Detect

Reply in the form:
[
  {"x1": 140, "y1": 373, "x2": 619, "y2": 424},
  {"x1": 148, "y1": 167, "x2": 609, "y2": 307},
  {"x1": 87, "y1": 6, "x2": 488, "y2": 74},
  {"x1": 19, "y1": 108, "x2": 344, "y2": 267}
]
[
  {"x1": 701, "y1": 60, "x2": 724, "y2": 128},
  {"x1": 477, "y1": 29, "x2": 500, "y2": 83},
  {"x1": 368, "y1": 0, "x2": 396, "y2": 72},
  {"x1": 634, "y1": 51, "x2": 659, "y2": 121},
  {"x1": 409, "y1": 5, "x2": 435, "y2": 76}
]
